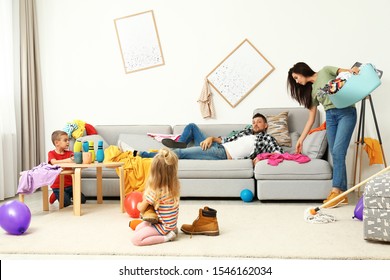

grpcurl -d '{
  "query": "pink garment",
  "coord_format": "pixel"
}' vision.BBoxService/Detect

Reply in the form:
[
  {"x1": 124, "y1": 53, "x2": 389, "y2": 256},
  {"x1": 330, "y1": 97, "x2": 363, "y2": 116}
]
[
  {"x1": 131, "y1": 221, "x2": 165, "y2": 246},
  {"x1": 17, "y1": 162, "x2": 62, "y2": 194},
  {"x1": 256, "y1": 153, "x2": 311, "y2": 166},
  {"x1": 147, "y1": 133, "x2": 181, "y2": 142}
]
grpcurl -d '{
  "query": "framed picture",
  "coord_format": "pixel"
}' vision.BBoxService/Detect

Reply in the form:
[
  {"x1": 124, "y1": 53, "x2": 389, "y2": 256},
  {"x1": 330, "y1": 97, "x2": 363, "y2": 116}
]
[
  {"x1": 207, "y1": 39, "x2": 275, "y2": 108},
  {"x1": 114, "y1": 10, "x2": 164, "y2": 74}
]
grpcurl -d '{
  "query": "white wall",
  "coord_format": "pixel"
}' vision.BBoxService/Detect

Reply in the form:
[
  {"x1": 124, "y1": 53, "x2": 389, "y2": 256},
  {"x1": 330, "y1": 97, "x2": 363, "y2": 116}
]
[{"x1": 36, "y1": 0, "x2": 390, "y2": 182}]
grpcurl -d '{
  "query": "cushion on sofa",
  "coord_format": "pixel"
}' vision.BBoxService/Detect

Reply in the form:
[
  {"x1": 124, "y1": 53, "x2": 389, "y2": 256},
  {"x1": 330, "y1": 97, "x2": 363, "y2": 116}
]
[
  {"x1": 254, "y1": 158, "x2": 332, "y2": 180},
  {"x1": 282, "y1": 131, "x2": 300, "y2": 153},
  {"x1": 302, "y1": 130, "x2": 327, "y2": 159},
  {"x1": 265, "y1": 111, "x2": 291, "y2": 147},
  {"x1": 117, "y1": 134, "x2": 165, "y2": 151},
  {"x1": 178, "y1": 159, "x2": 254, "y2": 179}
]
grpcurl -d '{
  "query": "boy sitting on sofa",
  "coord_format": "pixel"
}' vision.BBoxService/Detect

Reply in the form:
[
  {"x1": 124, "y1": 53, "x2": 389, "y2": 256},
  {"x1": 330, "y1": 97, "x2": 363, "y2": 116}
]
[{"x1": 138, "y1": 113, "x2": 284, "y2": 164}]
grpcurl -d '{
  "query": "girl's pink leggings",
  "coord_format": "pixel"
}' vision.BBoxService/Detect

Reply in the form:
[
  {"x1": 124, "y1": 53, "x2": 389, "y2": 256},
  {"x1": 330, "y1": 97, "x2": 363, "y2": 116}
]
[{"x1": 131, "y1": 221, "x2": 165, "y2": 246}]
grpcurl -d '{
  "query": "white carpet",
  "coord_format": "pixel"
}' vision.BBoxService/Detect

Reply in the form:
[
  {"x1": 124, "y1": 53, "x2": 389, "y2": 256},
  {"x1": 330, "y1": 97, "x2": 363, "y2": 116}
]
[{"x1": 1, "y1": 194, "x2": 390, "y2": 259}]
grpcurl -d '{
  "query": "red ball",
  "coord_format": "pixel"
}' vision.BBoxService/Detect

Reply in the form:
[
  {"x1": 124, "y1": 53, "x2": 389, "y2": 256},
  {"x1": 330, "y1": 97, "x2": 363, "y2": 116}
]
[{"x1": 124, "y1": 191, "x2": 143, "y2": 218}]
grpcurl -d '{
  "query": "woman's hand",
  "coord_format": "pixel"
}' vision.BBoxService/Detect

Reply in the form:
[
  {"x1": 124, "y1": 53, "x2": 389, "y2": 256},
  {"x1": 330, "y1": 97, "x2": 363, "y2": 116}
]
[
  {"x1": 252, "y1": 157, "x2": 260, "y2": 166},
  {"x1": 350, "y1": 66, "x2": 360, "y2": 75},
  {"x1": 295, "y1": 138, "x2": 304, "y2": 154}
]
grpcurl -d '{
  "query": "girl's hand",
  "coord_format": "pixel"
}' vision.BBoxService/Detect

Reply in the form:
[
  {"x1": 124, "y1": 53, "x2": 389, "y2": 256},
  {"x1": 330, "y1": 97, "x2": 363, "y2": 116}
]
[{"x1": 252, "y1": 158, "x2": 260, "y2": 166}]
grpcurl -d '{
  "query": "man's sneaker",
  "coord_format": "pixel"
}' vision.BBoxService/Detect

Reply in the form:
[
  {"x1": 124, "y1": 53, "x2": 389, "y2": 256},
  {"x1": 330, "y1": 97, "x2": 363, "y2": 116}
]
[
  {"x1": 181, "y1": 206, "x2": 219, "y2": 236},
  {"x1": 49, "y1": 192, "x2": 56, "y2": 204},
  {"x1": 323, "y1": 191, "x2": 349, "y2": 208},
  {"x1": 141, "y1": 204, "x2": 159, "y2": 224},
  {"x1": 162, "y1": 139, "x2": 187, "y2": 149}
]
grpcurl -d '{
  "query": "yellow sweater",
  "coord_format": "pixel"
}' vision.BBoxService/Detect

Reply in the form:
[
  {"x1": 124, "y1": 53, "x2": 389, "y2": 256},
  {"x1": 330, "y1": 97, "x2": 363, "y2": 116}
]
[
  {"x1": 104, "y1": 145, "x2": 152, "y2": 195},
  {"x1": 364, "y1": 138, "x2": 384, "y2": 165}
]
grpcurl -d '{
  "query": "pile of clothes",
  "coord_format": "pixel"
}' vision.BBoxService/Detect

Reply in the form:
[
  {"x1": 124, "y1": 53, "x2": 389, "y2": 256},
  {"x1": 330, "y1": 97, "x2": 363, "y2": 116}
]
[
  {"x1": 63, "y1": 119, "x2": 98, "y2": 139},
  {"x1": 318, "y1": 71, "x2": 353, "y2": 98}
]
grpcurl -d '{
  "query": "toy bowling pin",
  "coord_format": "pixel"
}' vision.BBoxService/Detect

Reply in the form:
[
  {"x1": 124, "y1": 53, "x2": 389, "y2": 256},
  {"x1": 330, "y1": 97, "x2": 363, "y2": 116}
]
[
  {"x1": 96, "y1": 140, "x2": 104, "y2": 163},
  {"x1": 88, "y1": 141, "x2": 95, "y2": 162}
]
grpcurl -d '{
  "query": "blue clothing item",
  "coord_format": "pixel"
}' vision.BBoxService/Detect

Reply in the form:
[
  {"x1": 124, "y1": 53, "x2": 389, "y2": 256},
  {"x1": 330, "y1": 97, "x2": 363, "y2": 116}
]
[
  {"x1": 174, "y1": 144, "x2": 228, "y2": 160},
  {"x1": 139, "y1": 123, "x2": 228, "y2": 160},
  {"x1": 325, "y1": 107, "x2": 357, "y2": 191},
  {"x1": 178, "y1": 123, "x2": 207, "y2": 145},
  {"x1": 52, "y1": 186, "x2": 87, "y2": 207}
]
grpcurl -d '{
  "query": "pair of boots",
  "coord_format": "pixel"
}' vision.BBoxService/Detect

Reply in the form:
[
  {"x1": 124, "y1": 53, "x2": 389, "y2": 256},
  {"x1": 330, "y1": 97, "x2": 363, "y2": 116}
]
[{"x1": 181, "y1": 206, "x2": 219, "y2": 236}]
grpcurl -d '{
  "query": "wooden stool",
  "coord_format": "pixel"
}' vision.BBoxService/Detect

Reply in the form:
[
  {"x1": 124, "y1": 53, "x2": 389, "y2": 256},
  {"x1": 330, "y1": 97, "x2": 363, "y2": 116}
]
[{"x1": 19, "y1": 170, "x2": 75, "y2": 211}]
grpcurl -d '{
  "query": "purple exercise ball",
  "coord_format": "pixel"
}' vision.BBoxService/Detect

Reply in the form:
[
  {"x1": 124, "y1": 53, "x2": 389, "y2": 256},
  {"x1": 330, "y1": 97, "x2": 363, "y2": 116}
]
[{"x1": 0, "y1": 200, "x2": 31, "y2": 235}]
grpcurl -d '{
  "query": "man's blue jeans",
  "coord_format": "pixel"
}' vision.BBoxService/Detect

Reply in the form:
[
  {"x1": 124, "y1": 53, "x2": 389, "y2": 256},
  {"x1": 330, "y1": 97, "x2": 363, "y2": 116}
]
[
  {"x1": 139, "y1": 123, "x2": 228, "y2": 160},
  {"x1": 326, "y1": 107, "x2": 357, "y2": 191}
]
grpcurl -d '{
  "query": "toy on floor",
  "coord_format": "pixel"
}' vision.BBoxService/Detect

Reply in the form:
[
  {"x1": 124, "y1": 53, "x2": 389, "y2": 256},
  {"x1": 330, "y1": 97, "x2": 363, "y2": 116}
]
[
  {"x1": 129, "y1": 219, "x2": 142, "y2": 230},
  {"x1": 240, "y1": 189, "x2": 253, "y2": 202},
  {"x1": 305, "y1": 165, "x2": 390, "y2": 224},
  {"x1": 353, "y1": 196, "x2": 364, "y2": 221},
  {"x1": 0, "y1": 200, "x2": 31, "y2": 235},
  {"x1": 124, "y1": 191, "x2": 143, "y2": 218}
]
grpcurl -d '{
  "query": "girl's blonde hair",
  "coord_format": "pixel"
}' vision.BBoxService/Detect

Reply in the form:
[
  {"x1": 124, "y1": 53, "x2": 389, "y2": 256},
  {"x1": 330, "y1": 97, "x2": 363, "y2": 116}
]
[{"x1": 145, "y1": 148, "x2": 180, "y2": 205}]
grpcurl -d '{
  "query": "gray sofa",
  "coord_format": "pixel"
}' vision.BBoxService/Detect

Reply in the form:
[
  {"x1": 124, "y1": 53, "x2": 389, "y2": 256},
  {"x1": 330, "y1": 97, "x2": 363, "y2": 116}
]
[{"x1": 74, "y1": 107, "x2": 332, "y2": 200}]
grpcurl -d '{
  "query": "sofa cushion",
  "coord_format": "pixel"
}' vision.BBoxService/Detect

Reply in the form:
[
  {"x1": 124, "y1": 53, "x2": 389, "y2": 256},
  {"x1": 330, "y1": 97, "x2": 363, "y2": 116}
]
[
  {"x1": 118, "y1": 134, "x2": 165, "y2": 151},
  {"x1": 282, "y1": 131, "x2": 300, "y2": 153},
  {"x1": 265, "y1": 111, "x2": 291, "y2": 147},
  {"x1": 178, "y1": 159, "x2": 254, "y2": 179},
  {"x1": 254, "y1": 158, "x2": 332, "y2": 180},
  {"x1": 94, "y1": 125, "x2": 172, "y2": 145},
  {"x1": 302, "y1": 130, "x2": 328, "y2": 159}
]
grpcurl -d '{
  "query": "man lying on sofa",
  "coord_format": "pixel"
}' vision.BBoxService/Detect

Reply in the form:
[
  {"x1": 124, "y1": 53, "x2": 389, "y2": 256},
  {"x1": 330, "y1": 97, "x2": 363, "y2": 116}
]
[{"x1": 138, "y1": 113, "x2": 284, "y2": 164}]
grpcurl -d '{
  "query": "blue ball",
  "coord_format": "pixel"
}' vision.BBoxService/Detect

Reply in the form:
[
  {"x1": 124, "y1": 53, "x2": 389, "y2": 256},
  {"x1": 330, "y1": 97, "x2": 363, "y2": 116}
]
[{"x1": 240, "y1": 189, "x2": 254, "y2": 202}]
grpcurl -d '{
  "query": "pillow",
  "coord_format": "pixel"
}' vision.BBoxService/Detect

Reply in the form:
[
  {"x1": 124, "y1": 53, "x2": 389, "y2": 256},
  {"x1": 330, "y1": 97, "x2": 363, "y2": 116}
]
[
  {"x1": 302, "y1": 130, "x2": 328, "y2": 159},
  {"x1": 85, "y1": 123, "x2": 98, "y2": 135},
  {"x1": 266, "y1": 112, "x2": 291, "y2": 147},
  {"x1": 117, "y1": 139, "x2": 135, "y2": 152},
  {"x1": 118, "y1": 134, "x2": 165, "y2": 151},
  {"x1": 283, "y1": 131, "x2": 300, "y2": 153},
  {"x1": 76, "y1": 135, "x2": 109, "y2": 152}
]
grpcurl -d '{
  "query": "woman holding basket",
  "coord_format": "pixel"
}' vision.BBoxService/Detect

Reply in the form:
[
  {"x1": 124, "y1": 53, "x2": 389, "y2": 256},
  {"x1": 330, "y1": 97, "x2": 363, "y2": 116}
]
[{"x1": 287, "y1": 62, "x2": 359, "y2": 208}]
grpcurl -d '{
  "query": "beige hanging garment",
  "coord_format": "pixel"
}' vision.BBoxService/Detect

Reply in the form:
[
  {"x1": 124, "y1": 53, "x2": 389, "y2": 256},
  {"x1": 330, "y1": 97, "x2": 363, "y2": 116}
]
[{"x1": 197, "y1": 78, "x2": 215, "y2": 118}]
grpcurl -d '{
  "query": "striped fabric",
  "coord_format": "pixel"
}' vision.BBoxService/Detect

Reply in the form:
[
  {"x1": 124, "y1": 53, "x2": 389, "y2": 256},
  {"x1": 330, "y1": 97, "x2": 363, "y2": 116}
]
[{"x1": 145, "y1": 190, "x2": 179, "y2": 235}]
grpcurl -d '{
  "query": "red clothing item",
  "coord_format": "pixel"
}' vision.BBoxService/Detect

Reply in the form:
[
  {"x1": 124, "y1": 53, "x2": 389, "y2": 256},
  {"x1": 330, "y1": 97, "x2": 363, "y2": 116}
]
[
  {"x1": 47, "y1": 150, "x2": 73, "y2": 189},
  {"x1": 308, "y1": 121, "x2": 326, "y2": 135}
]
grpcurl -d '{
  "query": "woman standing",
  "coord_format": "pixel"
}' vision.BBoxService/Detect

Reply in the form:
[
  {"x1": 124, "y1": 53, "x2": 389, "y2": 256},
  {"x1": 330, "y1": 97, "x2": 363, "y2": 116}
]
[{"x1": 287, "y1": 62, "x2": 359, "y2": 208}]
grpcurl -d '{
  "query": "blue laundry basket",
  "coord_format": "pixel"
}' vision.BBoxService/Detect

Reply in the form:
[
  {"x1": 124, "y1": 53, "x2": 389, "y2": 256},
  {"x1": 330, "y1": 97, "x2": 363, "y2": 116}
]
[{"x1": 329, "y1": 63, "x2": 381, "y2": 108}]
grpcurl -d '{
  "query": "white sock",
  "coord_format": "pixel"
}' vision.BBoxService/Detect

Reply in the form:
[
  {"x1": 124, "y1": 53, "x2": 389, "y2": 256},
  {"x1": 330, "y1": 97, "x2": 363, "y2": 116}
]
[{"x1": 164, "y1": 231, "x2": 176, "y2": 242}]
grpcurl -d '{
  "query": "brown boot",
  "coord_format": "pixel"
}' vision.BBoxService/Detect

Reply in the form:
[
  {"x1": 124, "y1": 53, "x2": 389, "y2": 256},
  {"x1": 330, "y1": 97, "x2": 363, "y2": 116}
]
[
  {"x1": 141, "y1": 205, "x2": 158, "y2": 224},
  {"x1": 181, "y1": 206, "x2": 219, "y2": 236}
]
